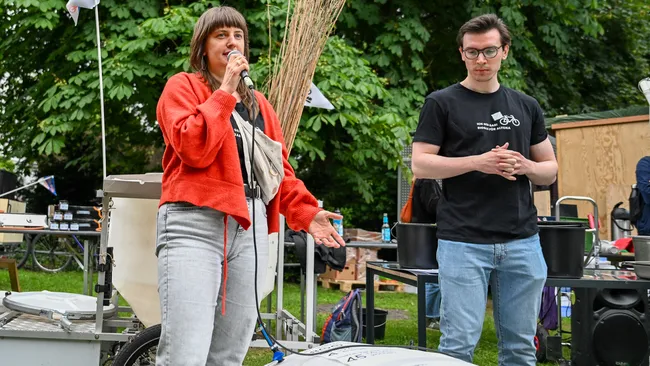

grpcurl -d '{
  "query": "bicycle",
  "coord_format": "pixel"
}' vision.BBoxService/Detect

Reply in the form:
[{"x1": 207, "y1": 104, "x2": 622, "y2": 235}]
[
  {"x1": 0, "y1": 235, "x2": 32, "y2": 269},
  {"x1": 0, "y1": 231, "x2": 99, "y2": 273}
]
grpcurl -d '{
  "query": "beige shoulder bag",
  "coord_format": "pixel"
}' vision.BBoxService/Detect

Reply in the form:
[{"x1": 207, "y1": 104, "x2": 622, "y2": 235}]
[{"x1": 232, "y1": 110, "x2": 285, "y2": 205}]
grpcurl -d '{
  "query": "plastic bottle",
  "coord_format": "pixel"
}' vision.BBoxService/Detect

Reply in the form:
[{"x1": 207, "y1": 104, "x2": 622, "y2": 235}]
[
  {"x1": 333, "y1": 209, "x2": 344, "y2": 237},
  {"x1": 382, "y1": 213, "x2": 391, "y2": 243}
]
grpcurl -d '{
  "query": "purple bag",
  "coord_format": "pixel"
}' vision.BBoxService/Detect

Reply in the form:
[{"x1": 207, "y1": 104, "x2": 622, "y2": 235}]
[{"x1": 538, "y1": 286, "x2": 558, "y2": 330}]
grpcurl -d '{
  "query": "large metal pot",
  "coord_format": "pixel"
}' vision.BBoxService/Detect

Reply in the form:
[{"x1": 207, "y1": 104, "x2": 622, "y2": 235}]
[
  {"x1": 538, "y1": 221, "x2": 586, "y2": 278},
  {"x1": 396, "y1": 223, "x2": 438, "y2": 269},
  {"x1": 632, "y1": 236, "x2": 650, "y2": 262}
]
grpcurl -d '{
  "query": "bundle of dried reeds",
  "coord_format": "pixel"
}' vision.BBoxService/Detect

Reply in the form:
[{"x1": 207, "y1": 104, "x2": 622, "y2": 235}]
[{"x1": 267, "y1": 0, "x2": 346, "y2": 153}]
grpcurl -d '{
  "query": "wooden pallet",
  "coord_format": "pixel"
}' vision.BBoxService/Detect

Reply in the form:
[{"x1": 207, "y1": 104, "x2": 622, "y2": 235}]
[{"x1": 318, "y1": 278, "x2": 404, "y2": 293}]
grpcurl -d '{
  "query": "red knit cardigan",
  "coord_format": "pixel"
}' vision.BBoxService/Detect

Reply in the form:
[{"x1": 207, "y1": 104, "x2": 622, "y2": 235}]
[
  {"x1": 156, "y1": 72, "x2": 321, "y2": 313},
  {"x1": 156, "y1": 72, "x2": 321, "y2": 233}
]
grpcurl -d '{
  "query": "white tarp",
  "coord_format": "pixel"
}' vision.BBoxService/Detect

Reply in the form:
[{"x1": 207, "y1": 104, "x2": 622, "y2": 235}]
[
  {"x1": 108, "y1": 196, "x2": 278, "y2": 327},
  {"x1": 108, "y1": 197, "x2": 161, "y2": 327},
  {"x1": 264, "y1": 341, "x2": 475, "y2": 366}
]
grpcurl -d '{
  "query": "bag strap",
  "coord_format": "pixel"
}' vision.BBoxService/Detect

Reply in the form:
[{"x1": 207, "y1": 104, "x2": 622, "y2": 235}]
[
  {"x1": 336, "y1": 291, "x2": 356, "y2": 320},
  {"x1": 232, "y1": 111, "x2": 254, "y2": 184}
]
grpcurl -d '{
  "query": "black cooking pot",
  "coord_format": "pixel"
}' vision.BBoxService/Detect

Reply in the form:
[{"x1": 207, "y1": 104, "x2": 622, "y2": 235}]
[
  {"x1": 396, "y1": 223, "x2": 438, "y2": 269},
  {"x1": 538, "y1": 221, "x2": 586, "y2": 278}
]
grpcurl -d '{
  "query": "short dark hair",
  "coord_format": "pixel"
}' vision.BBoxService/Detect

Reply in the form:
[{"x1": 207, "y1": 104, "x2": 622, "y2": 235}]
[{"x1": 457, "y1": 14, "x2": 511, "y2": 48}]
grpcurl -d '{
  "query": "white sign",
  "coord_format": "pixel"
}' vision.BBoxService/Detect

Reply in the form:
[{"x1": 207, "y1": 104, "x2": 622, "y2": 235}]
[
  {"x1": 66, "y1": 0, "x2": 100, "y2": 26},
  {"x1": 305, "y1": 82, "x2": 335, "y2": 110}
]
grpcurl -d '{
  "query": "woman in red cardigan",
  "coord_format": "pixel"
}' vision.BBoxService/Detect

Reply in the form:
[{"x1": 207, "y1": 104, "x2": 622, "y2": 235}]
[{"x1": 154, "y1": 6, "x2": 344, "y2": 365}]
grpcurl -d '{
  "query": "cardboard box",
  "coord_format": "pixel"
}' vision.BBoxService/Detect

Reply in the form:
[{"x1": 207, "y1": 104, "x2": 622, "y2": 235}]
[
  {"x1": 344, "y1": 228, "x2": 382, "y2": 242},
  {"x1": 346, "y1": 247, "x2": 358, "y2": 261},
  {"x1": 355, "y1": 257, "x2": 386, "y2": 281},
  {"x1": 322, "y1": 257, "x2": 385, "y2": 281},
  {"x1": 0, "y1": 199, "x2": 26, "y2": 243},
  {"x1": 344, "y1": 245, "x2": 378, "y2": 265},
  {"x1": 320, "y1": 258, "x2": 357, "y2": 281},
  {"x1": 355, "y1": 262, "x2": 366, "y2": 280},
  {"x1": 356, "y1": 248, "x2": 378, "y2": 264}
]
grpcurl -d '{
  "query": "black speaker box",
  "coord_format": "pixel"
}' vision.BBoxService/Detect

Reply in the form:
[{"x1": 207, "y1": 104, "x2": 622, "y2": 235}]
[
  {"x1": 572, "y1": 288, "x2": 650, "y2": 366},
  {"x1": 0, "y1": 169, "x2": 17, "y2": 198}
]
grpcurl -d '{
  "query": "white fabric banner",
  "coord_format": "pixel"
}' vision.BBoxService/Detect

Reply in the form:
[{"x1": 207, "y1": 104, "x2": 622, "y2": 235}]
[
  {"x1": 66, "y1": 0, "x2": 100, "y2": 25},
  {"x1": 305, "y1": 82, "x2": 335, "y2": 110}
]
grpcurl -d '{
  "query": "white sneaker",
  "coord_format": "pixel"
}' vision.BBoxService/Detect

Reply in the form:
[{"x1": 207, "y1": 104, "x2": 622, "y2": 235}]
[{"x1": 427, "y1": 319, "x2": 440, "y2": 330}]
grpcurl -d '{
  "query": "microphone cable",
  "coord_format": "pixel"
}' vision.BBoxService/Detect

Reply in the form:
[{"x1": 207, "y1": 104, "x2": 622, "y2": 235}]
[{"x1": 244, "y1": 82, "x2": 442, "y2": 363}]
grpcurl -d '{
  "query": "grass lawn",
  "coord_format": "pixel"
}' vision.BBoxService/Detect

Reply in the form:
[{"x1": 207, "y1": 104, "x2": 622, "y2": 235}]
[{"x1": 0, "y1": 269, "x2": 570, "y2": 365}]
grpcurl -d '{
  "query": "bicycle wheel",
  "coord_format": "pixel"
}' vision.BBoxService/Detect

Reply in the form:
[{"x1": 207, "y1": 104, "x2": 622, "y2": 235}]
[
  {"x1": 112, "y1": 324, "x2": 161, "y2": 366},
  {"x1": 31, "y1": 234, "x2": 74, "y2": 273},
  {"x1": 2, "y1": 234, "x2": 32, "y2": 268}
]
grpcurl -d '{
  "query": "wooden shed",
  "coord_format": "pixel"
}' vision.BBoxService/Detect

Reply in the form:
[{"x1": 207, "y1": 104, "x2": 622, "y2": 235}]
[{"x1": 546, "y1": 106, "x2": 650, "y2": 239}]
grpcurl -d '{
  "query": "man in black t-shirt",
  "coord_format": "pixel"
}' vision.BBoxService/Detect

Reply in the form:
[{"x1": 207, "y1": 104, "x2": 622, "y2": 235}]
[{"x1": 412, "y1": 14, "x2": 558, "y2": 365}]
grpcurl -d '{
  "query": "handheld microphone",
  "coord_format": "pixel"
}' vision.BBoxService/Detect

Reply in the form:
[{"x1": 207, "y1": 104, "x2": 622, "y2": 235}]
[{"x1": 227, "y1": 50, "x2": 254, "y2": 89}]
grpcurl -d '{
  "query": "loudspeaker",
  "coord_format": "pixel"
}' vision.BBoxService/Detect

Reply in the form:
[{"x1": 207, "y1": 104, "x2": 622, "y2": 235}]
[
  {"x1": 572, "y1": 288, "x2": 650, "y2": 366},
  {"x1": 0, "y1": 170, "x2": 17, "y2": 199}
]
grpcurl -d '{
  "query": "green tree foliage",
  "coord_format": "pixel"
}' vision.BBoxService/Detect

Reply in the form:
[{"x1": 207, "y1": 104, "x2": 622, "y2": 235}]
[
  {"x1": 0, "y1": 0, "x2": 648, "y2": 227},
  {"x1": 336, "y1": 0, "x2": 649, "y2": 116}
]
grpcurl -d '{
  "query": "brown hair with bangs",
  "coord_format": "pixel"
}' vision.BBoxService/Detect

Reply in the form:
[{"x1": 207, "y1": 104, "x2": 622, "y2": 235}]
[{"x1": 190, "y1": 6, "x2": 257, "y2": 116}]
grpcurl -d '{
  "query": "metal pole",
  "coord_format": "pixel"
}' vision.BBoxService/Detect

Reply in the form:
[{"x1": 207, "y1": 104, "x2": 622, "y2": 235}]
[
  {"x1": 300, "y1": 268, "x2": 304, "y2": 324},
  {"x1": 276, "y1": 215, "x2": 286, "y2": 339},
  {"x1": 94, "y1": 194, "x2": 110, "y2": 333},
  {"x1": 313, "y1": 274, "x2": 318, "y2": 337},
  {"x1": 94, "y1": 5, "x2": 107, "y2": 179},
  {"x1": 0, "y1": 179, "x2": 45, "y2": 198},
  {"x1": 83, "y1": 239, "x2": 89, "y2": 295},
  {"x1": 305, "y1": 234, "x2": 315, "y2": 343}
]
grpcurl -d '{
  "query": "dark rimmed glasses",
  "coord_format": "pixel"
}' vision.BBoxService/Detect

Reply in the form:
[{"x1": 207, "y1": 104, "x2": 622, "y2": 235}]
[{"x1": 462, "y1": 45, "x2": 503, "y2": 60}]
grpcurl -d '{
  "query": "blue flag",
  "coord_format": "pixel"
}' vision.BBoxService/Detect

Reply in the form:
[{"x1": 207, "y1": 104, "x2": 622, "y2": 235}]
[{"x1": 39, "y1": 175, "x2": 57, "y2": 196}]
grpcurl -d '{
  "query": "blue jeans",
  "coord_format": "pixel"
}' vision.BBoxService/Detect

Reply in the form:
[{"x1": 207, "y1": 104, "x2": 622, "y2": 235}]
[
  {"x1": 437, "y1": 234, "x2": 547, "y2": 365},
  {"x1": 426, "y1": 282, "x2": 441, "y2": 319},
  {"x1": 155, "y1": 198, "x2": 269, "y2": 366}
]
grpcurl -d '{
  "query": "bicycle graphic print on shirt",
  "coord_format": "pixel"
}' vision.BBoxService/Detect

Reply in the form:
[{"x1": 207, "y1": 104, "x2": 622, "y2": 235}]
[{"x1": 476, "y1": 111, "x2": 521, "y2": 132}]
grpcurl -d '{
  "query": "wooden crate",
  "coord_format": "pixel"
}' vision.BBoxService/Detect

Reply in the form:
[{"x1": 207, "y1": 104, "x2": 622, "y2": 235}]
[{"x1": 0, "y1": 199, "x2": 26, "y2": 244}]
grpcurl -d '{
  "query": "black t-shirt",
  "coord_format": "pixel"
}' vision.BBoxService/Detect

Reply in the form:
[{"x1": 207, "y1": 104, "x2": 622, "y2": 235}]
[
  {"x1": 230, "y1": 102, "x2": 265, "y2": 184},
  {"x1": 413, "y1": 83, "x2": 548, "y2": 244}
]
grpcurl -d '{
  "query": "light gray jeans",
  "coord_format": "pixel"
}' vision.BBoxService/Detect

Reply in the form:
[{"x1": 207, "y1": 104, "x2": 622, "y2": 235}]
[{"x1": 155, "y1": 198, "x2": 269, "y2": 366}]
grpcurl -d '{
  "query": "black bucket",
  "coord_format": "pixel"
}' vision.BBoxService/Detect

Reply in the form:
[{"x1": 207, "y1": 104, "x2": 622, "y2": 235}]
[
  {"x1": 538, "y1": 222, "x2": 586, "y2": 279},
  {"x1": 362, "y1": 308, "x2": 388, "y2": 340},
  {"x1": 396, "y1": 223, "x2": 438, "y2": 269}
]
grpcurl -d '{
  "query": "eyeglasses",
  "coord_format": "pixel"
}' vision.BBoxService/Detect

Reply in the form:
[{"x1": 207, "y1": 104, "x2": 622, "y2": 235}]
[{"x1": 462, "y1": 46, "x2": 503, "y2": 60}]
